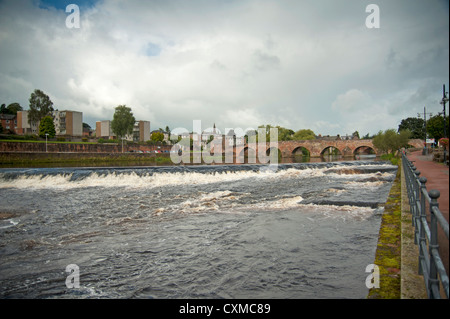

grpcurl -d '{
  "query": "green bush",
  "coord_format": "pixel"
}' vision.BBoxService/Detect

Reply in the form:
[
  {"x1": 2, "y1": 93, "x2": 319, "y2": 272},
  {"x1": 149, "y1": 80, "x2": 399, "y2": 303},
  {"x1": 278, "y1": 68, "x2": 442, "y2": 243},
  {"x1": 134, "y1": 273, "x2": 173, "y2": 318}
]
[
  {"x1": 381, "y1": 153, "x2": 399, "y2": 166},
  {"x1": 1, "y1": 134, "x2": 26, "y2": 140},
  {"x1": 25, "y1": 134, "x2": 38, "y2": 140},
  {"x1": 98, "y1": 138, "x2": 120, "y2": 144}
]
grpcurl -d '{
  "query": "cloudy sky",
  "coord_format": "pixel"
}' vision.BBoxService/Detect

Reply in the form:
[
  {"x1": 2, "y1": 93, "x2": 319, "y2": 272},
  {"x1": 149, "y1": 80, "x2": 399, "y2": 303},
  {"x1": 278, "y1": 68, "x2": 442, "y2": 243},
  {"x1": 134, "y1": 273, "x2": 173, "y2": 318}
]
[{"x1": 0, "y1": 0, "x2": 448, "y2": 136}]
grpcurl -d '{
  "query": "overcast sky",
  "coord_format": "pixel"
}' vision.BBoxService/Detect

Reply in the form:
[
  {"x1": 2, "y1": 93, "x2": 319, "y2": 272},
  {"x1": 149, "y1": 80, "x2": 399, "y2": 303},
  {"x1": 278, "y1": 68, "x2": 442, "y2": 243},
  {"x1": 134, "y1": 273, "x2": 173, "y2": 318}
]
[{"x1": 0, "y1": 0, "x2": 448, "y2": 136}]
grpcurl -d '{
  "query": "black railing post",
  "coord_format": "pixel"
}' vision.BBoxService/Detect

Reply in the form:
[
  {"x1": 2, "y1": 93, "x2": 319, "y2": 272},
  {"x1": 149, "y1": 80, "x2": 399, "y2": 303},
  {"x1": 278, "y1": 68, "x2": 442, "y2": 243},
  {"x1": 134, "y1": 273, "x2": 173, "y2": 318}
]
[
  {"x1": 402, "y1": 152, "x2": 449, "y2": 298},
  {"x1": 429, "y1": 189, "x2": 441, "y2": 298},
  {"x1": 418, "y1": 176, "x2": 427, "y2": 275}
]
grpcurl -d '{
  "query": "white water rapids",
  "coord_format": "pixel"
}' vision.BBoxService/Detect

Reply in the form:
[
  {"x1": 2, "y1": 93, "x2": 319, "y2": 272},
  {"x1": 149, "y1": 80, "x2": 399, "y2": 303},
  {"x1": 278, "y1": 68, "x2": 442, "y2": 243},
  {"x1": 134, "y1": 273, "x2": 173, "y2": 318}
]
[{"x1": 0, "y1": 161, "x2": 397, "y2": 298}]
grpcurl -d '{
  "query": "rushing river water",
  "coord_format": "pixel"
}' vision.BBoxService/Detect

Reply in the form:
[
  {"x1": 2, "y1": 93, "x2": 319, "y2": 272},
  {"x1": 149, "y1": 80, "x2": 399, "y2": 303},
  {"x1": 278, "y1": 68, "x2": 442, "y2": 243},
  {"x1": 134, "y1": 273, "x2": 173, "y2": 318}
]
[{"x1": 0, "y1": 161, "x2": 397, "y2": 299}]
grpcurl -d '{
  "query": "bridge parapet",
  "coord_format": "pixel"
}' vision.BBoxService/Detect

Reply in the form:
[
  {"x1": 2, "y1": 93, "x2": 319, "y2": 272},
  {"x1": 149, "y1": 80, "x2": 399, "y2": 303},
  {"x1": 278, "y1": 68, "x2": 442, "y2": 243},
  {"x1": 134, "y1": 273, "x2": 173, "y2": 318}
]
[
  {"x1": 234, "y1": 139, "x2": 425, "y2": 158},
  {"x1": 277, "y1": 139, "x2": 379, "y2": 157}
]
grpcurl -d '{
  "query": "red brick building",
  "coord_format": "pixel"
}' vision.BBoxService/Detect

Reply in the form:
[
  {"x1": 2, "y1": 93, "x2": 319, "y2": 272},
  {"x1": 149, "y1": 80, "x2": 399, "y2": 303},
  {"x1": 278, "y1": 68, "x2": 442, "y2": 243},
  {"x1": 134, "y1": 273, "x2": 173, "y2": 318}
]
[{"x1": 0, "y1": 114, "x2": 17, "y2": 134}]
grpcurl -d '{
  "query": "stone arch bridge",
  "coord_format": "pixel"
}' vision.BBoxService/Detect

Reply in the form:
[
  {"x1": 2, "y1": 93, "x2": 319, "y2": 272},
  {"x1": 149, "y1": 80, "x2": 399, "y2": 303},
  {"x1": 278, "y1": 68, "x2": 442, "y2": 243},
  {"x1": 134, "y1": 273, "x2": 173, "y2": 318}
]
[{"x1": 234, "y1": 139, "x2": 424, "y2": 158}]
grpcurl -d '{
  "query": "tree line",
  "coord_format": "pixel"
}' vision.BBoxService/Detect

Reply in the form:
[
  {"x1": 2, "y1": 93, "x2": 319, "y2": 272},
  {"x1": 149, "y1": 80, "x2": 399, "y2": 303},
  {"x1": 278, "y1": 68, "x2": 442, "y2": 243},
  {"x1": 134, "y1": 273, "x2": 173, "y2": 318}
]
[
  {"x1": 372, "y1": 113, "x2": 449, "y2": 155},
  {"x1": 398, "y1": 116, "x2": 449, "y2": 141}
]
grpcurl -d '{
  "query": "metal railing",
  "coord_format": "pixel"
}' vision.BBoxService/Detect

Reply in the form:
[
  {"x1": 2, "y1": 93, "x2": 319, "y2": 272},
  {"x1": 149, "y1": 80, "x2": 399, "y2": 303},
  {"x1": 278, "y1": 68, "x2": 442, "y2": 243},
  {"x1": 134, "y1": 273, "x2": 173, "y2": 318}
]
[{"x1": 402, "y1": 153, "x2": 449, "y2": 299}]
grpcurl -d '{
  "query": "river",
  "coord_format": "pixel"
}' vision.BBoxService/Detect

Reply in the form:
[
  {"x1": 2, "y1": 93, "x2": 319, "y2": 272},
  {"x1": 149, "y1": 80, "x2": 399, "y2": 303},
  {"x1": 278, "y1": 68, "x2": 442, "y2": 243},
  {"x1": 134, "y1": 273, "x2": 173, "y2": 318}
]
[{"x1": 0, "y1": 160, "x2": 397, "y2": 298}]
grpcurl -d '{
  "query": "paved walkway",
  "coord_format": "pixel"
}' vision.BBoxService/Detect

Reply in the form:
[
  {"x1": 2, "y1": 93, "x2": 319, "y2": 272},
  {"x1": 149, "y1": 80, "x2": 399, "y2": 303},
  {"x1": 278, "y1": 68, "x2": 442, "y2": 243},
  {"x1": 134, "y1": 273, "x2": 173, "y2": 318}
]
[{"x1": 406, "y1": 150, "x2": 449, "y2": 280}]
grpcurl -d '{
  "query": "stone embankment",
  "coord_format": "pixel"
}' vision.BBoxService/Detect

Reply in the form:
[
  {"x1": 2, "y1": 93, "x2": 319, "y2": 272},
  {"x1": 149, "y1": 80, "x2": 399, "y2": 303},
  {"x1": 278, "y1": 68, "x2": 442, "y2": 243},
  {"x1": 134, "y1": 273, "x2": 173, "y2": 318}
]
[
  {"x1": 0, "y1": 141, "x2": 173, "y2": 165},
  {"x1": 0, "y1": 141, "x2": 172, "y2": 153}
]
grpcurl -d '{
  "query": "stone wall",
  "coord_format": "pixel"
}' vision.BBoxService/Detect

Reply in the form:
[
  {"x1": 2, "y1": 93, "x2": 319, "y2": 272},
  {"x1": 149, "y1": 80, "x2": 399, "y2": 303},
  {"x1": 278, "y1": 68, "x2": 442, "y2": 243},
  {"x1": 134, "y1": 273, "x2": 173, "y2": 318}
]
[{"x1": 0, "y1": 141, "x2": 172, "y2": 153}]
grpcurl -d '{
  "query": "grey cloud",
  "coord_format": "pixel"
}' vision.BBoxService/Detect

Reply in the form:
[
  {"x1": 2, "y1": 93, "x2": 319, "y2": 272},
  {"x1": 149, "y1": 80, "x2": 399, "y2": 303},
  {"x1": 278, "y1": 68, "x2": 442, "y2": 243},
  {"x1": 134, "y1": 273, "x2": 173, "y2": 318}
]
[
  {"x1": 252, "y1": 50, "x2": 281, "y2": 71},
  {"x1": 0, "y1": 0, "x2": 448, "y2": 136}
]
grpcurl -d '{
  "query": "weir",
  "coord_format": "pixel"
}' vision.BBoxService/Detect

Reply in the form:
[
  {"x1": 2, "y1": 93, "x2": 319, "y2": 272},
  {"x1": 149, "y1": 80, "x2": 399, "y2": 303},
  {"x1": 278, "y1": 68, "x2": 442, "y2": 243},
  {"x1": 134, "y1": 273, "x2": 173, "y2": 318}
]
[{"x1": 0, "y1": 160, "x2": 398, "y2": 298}]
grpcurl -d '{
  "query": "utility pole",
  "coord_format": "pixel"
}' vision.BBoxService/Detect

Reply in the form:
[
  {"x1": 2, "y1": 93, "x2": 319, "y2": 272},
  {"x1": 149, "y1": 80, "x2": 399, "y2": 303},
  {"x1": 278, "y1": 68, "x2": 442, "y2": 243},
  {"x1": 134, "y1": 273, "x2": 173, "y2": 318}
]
[{"x1": 440, "y1": 84, "x2": 449, "y2": 163}]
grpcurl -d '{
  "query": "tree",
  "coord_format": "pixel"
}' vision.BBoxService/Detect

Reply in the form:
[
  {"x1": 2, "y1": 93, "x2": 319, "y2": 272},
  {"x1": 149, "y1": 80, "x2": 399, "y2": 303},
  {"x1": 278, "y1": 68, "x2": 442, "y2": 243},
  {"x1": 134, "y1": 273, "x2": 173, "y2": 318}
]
[
  {"x1": 151, "y1": 131, "x2": 164, "y2": 143},
  {"x1": 362, "y1": 133, "x2": 374, "y2": 139},
  {"x1": 7, "y1": 103, "x2": 23, "y2": 115},
  {"x1": 1, "y1": 103, "x2": 23, "y2": 115},
  {"x1": 38, "y1": 116, "x2": 56, "y2": 138},
  {"x1": 398, "y1": 117, "x2": 426, "y2": 139},
  {"x1": 292, "y1": 129, "x2": 316, "y2": 141},
  {"x1": 277, "y1": 126, "x2": 294, "y2": 141},
  {"x1": 256, "y1": 124, "x2": 294, "y2": 142},
  {"x1": 111, "y1": 105, "x2": 136, "y2": 139},
  {"x1": 28, "y1": 89, "x2": 54, "y2": 126},
  {"x1": 426, "y1": 115, "x2": 449, "y2": 141},
  {"x1": 372, "y1": 129, "x2": 411, "y2": 155}
]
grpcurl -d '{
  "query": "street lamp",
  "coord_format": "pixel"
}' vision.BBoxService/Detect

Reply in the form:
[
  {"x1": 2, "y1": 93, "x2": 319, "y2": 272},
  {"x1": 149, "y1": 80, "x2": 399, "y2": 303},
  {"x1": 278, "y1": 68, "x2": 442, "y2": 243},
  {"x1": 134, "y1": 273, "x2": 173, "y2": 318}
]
[
  {"x1": 440, "y1": 84, "x2": 449, "y2": 163},
  {"x1": 417, "y1": 106, "x2": 433, "y2": 155},
  {"x1": 45, "y1": 133, "x2": 49, "y2": 152}
]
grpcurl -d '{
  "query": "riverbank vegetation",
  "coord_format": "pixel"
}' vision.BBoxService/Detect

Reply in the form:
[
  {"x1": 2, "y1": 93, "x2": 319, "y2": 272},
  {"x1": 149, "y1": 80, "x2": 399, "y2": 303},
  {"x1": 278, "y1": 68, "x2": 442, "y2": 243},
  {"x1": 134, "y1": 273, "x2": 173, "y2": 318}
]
[
  {"x1": 367, "y1": 160, "x2": 402, "y2": 299},
  {"x1": 372, "y1": 129, "x2": 411, "y2": 155},
  {"x1": 380, "y1": 153, "x2": 400, "y2": 166}
]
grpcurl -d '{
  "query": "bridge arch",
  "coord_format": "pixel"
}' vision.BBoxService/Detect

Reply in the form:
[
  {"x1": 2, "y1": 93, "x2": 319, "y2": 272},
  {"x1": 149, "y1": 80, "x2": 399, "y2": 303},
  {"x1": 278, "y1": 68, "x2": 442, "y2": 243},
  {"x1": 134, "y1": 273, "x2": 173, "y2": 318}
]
[
  {"x1": 354, "y1": 145, "x2": 376, "y2": 155},
  {"x1": 320, "y1": 146, "x2": 342, "y2": 156},
  {"x1": 236, "y1": 146, "x2": 257, "y2": 163},
  {"x1": 265, "y1": 147, "x2": 282, "y2": 162},
  {"x1": 292, "y1": 146, "x2": 311, "y2": 157}
]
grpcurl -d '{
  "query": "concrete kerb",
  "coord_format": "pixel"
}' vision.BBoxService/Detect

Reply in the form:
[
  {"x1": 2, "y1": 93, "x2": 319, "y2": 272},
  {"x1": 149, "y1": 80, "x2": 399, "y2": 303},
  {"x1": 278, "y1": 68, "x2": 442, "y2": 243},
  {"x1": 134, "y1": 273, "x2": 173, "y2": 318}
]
[{"x1": 400, "y1": 160, "x2": 428, "y2": 299}]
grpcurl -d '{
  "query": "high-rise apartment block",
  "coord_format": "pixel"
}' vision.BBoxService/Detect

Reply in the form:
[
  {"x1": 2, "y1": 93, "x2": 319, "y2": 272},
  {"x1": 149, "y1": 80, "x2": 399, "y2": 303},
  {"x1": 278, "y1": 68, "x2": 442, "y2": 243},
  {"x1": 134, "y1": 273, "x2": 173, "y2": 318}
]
[
  {"x1": 16, "y1": 110, "x2": 82, "y2": 137},
  {"x1": 96, "y1": 120, "x2": 150, "y2": 142}
]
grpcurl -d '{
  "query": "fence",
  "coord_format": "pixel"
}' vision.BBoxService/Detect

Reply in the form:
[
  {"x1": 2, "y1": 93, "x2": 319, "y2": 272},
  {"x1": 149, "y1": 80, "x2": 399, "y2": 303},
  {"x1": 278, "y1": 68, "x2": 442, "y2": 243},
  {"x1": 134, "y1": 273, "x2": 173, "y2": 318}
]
[{"x1": 402, "y1": 153, "x2": 449, "y2": 299}]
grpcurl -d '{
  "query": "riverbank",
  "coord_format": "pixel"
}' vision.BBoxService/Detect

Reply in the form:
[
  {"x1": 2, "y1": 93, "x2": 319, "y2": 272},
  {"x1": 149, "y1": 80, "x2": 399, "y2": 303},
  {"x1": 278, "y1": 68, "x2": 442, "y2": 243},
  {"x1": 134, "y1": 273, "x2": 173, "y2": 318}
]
[
  {"x1": 367, "y1": 162, "x2": 402, "y2": 299},
  {"x1": 367, "y1": 158, "x2": 428, "y2": 299},
  {"x1": 0, "y1": 151, "x2": 173, "y2": 167}
]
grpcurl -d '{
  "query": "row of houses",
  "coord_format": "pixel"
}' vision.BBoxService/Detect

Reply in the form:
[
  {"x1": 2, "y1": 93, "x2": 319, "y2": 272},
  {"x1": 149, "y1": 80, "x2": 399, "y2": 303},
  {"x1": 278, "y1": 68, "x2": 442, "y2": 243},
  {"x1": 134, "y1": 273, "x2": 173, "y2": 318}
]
[
  {"x1": 1, "y1": 110, "x2": 155, "y2": 143},
  {"x1": 1, "y1": 110, "x2": 83, "y2": 137}
]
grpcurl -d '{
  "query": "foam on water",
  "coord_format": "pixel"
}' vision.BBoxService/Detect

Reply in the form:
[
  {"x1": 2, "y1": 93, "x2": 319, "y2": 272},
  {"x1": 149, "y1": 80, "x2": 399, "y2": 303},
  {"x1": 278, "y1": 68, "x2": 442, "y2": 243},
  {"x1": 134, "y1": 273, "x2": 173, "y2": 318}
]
[{"x1": 0, "y1": 162, "x2": 396, "y2": 190}]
